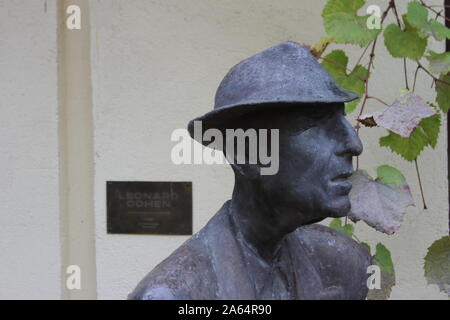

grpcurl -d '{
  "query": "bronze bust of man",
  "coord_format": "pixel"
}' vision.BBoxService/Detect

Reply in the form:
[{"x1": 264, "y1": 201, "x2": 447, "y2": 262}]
[{"x1": 129, "y1": 41, "x2": 372, "y2": 300}]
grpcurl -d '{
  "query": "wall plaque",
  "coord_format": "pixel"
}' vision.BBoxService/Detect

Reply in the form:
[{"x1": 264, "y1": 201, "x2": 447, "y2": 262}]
[{"x1": 107, "y1": 181, "x2": 192, "y2": 235}]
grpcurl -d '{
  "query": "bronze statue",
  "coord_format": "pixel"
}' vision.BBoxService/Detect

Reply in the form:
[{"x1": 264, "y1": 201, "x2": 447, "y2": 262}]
[{"x1": 129, "y1": 42, "x2": 372, "y2": 300}]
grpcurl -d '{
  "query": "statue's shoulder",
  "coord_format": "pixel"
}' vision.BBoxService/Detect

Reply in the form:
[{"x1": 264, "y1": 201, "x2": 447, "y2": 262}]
[
  {"x1": 128, "y1": 234, "x2": 217, "y2": 300},
  {"x1": 291, "y1": 223, "x2": 372, "y2": 299},
  {"x1": 128, "y1": 203, "x2": 233, "y2": 300},
  {"x1": 294, "y1": 223, "x2": 371, "y2": 259}
]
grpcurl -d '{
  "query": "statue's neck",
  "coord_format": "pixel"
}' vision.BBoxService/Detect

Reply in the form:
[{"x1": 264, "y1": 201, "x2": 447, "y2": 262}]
[{"x1": 230, "y1": 175, "x2": 297, "y2": 263}]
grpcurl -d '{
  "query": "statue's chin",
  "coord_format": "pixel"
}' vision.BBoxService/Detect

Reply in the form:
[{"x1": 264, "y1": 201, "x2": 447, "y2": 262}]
[{"x1": 325, "y1": 197, "x2": 351, "y2": 218}]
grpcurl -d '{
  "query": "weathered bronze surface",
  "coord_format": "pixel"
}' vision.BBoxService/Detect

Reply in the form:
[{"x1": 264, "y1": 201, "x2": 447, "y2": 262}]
[
  {"x1": 107, "y1": 181, "x2": 192, "y2": 235},
  {"x1": 129, "y1": 42, "x2": 372, "y2": 300}
]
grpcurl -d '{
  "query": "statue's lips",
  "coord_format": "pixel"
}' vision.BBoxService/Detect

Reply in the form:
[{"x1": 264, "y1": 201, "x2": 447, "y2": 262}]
[{"x1": 330, "y1": 172, "x2": 353, "y2": 194}]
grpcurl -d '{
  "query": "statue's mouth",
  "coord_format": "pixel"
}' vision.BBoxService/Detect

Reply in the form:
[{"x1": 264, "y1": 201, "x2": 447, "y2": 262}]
[
  {"x1": 330, "y1": 171, "x2": 353, "y2": 182},
  {"x1": 330, "y1": 171, "x2": 353, "y2": 195}
]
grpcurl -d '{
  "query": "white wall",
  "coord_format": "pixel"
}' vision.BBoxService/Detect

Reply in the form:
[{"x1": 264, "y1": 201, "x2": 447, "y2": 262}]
[
  {"x1": 90, "y1": 0, "x2": 448, "y2": 299},
  {"x1": 0, "y1": 0, "x2": 61, "y2": 299}
]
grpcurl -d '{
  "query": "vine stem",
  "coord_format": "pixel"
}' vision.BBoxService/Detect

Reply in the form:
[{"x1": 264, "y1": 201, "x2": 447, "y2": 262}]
[
  {"x1": 417, "y1": 61, "x2": 450, "y2": 86},
  {"x1": 355, "y1": 2, "x2": 394, "y2": 170},
  {"x1": 367, "y1": 96, "x2": 388, "y2": 105},
  {"x1": 355, "y1": 0, "x2": 394, "y2": 133},
  {"x1": 390, "y1": 0, "x2": 410, "y2": 90},
  {"x1": 414, "y1": 159, "x2": 428, "y2": 210},
  {"x1": 354, "y1": 42, "x2": 372, "y2": 69},
  {"x1": 412, "y1": 65, "x2": 420, "y2": 92},
  {"x1": 421, "y1": 0, "x2": 450, "y2": 22}
]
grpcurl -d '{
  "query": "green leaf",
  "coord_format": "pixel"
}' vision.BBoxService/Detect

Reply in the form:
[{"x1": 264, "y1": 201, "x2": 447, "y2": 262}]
[
  {"x1": 345, "y1": 99, "x2": 360, "y2": 114},
  {"x1": 383, "y1": 23, "x2": 427, "y2": 60},
  {"x1": 373, "y1": 243, "x2": 394, "y2": 274},
  {"x1": 404, "y1": 1, "x2": 429, "y2": 37},
  {"x1": 379, "y1": 113, "x2": 441, "y2": 161},
  {"x1": 436, "y1": 74, "x2": 450, "y2": 113},
  {"x1": 419, "y1": 113, "x2": 441, "y2": 148},
  {"x1": 376, "y1": 165, "x2": 407, "y2": 190},
  {"x1": 367, "y1": 243, "x2": 395, "y2": 300},
  {"x1": 380, "y1": 129, "x2": 428, "y2": 161},
  {"x1": 426, "y1": 51, "x2": 450, "y2": 75},
  {"x1": 424, "y1": 236, "x2": 450, "y2": 296},
  {"x1": 321, "y1": 50, "x2": 349, "y2": 81},
  {"x1": 404, "y1": 1, "x2": 450, "y2": 41},
  {"x1": 322, "y1": 0, "x2": 380, "y2": 47},
  {"x1": 342, "y1": 64, "x2": 368, "y2": 95},
  {"x1": 321, "y1": 50, "x2": 367, "y2": 114},
  {"x1": 329, "y1": 218, "x2": 354, "y2": 237},
  {"x1": 322, "y1": 0, "x2": 365, "y2": 16},
  {"x1": 361, "y1": 242, "x2": 371, "y2": 254},
  {"x1": 428, "y1": 20, "x2": 450, "y2": 41}
]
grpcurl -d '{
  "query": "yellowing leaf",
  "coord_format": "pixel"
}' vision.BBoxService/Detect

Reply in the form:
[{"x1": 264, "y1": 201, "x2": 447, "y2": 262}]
[
  {"x1": 348, "y1": 167, "x2": 414, "y2": 235},
  {"x1": 359, "y1": 92, "x2": 436, "y2": 138},
  {"x1": 310, "y1": 36, "x2": 333, "y2": 58}
]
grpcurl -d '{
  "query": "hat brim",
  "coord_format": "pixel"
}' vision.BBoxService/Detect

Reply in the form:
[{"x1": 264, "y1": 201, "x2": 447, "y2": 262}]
[{"x1": 187, "y1": 94, "x2": 359, "y2": 146}]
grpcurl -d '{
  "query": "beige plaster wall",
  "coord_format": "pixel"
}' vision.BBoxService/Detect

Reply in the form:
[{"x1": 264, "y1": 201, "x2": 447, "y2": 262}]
[
  {"x1": 0, "y1": 0, "x2": 448, "y2": 300},
  {"x1": 0, "y1": 0, "x2": 61, "y2": 299}
]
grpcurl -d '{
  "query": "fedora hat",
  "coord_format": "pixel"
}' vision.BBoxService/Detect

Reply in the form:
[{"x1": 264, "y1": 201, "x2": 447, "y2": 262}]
[{"x1": 188, "y1": 41, "x2": 358, "y2": 144}]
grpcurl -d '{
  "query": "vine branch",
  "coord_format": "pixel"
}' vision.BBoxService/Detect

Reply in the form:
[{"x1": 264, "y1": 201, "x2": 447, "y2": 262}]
[{"x1": 420, "y1": 0, "x2": 450, "y2": 22}]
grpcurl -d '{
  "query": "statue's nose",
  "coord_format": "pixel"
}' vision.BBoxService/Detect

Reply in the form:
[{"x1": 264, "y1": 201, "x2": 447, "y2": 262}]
[{"x1": 335, "y1": 116, "x2": 363, "y2": 157}]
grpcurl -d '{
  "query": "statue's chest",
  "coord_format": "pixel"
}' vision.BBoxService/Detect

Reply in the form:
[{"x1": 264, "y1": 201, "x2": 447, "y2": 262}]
[{"x1": 244, "y1": 240, "x2": 342, "y2": 300}]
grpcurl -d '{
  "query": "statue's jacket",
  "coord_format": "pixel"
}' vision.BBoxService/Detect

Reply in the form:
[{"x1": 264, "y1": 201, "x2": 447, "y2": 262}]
[{"x1": 129, "y1": 201, "x2": 372, "y2": 300}]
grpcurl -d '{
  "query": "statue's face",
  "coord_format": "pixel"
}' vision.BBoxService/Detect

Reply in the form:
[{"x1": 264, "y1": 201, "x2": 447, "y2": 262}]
[{"x1": 257, "y1": 103, "x2": 362, "y2": 226}]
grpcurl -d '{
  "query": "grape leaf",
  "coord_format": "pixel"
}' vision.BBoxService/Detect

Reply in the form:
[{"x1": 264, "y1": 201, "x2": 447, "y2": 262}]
[
  {"x1": 310, "y1": 36, "x2": 333, "y2": 58},
  {"x1": 367, "y1": 243, "x2": 395, "y2": 300},
  {"x1": 329, "y1": 218, "x2": 354, "y2": 237},
  {"x1": 404, "y1": 1, "x2": 450, "y2": 41},
  {"x1": 383, "y1": 23, "x2": 427, "y2": 60},
  {"x1": 426, "y1": 51, "x2": 450, "y2": 75},
  {"x1": 321, "y1": 50, "x2": 348, "y2": 81},
  {"x1": 322, "y1": 0, "x2": 380, "y2": 47},
  {"x1": 361, "y1": 242, "x2": 371, "y2": 254},
  {"x1": 436, "y1": 73, "x2": 450, "y2": 113},
  {"x1": 373, "y1": 243, "x2": 394, "y2": 274},
  {"x1": 424, "y1": 236, "x2": 450, "y2": 296},
  {"x1": 404, "y1": 1, "x2": 429, "y2": 37},
  {"x1": 321, "y1": 50, "x2": 368, "y2": 114},
  {"x1": 341, "y1": 64, "x2": 368, "y2": 96},
  {"x1": 420, "y1": 112, "x2": 441, "y2": 148},
  {"x1": 322, "y1": 0, "x2": 364, "y2": 16},
  {"x1": 358, "y1": 92, "x2": 436, "y2": 137},
  {"x1": 348, "y1": 167, "x2": 414, "y2": 235},
  {"x1": 379, "y1": 113, "x2": 441, "y2": 161},
  {"x1": 377, "y1": 165, "x2": 409, "y2": 191},
  {"x1": 427, "y1": 20, "x2": 450, "y2": 41}
]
